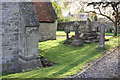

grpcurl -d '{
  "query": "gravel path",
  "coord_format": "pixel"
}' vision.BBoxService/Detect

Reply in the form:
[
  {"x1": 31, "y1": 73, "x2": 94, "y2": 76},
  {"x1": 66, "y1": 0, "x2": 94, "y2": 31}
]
[{"x1": 64, "y1": 48, "x2": 119, "y2": 79}]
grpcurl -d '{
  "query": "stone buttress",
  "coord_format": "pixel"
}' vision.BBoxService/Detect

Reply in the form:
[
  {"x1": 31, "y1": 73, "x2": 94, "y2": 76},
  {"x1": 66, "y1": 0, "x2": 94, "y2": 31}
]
[{"x1": 1, "y1": 2, "x2": 42, "y2": 74}]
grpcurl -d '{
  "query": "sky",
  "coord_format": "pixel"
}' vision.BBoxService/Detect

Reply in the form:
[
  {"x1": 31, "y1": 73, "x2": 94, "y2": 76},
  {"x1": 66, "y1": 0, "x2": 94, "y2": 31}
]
[{"x1": 54, "y1": 0, "x2": 115, "y2": 18}]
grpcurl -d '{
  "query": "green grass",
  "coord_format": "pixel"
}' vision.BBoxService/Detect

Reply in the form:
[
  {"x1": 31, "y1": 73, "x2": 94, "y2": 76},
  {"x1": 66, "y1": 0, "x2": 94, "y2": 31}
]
[
  {"x1": 105, "y1": 33, "x2": 114, "y2": 36},
  {"x1": 98, "y1": 32, "x2": 120, "y2": 36},
  {"x1": 105, "y1": 36, "x2": 119, "y2": 50},
  {"x1": 56, "y1": 31, "x2": 75, "y2": 36},
  {"x1": 1, "y1": 36, "x2": 119, "y2": 79}
]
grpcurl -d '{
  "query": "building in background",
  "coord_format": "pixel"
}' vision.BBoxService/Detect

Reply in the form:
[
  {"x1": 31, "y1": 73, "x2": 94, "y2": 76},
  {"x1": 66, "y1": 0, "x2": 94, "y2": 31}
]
[{"x1": 34, "y1": 2, "x2": 58, "y2": 41}]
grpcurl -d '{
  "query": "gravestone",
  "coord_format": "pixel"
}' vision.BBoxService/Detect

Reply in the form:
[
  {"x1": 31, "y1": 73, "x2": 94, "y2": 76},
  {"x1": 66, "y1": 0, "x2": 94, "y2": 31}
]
[
  {"x1": 86, "y1": 18, "x2": 92, "y2": 32},
  {"x1": 74, "y1": 22, "x2": 80, "y2": 39},
  {"x1": 71, "y1": 22, "x2": 84, "y2": 47},
  {"x1": 1, "y1": 2, "x2": 42, "y2": 74},
  {"x1": 98, "y1": 24, "x2": 105, "y2": 50},
  {"x1": 79, "y1": 18, "x2": 99, "y2": 43},
  {"x1": 64, "y1": 27, "x2": 70, "y2": 40},
  {"x1": 63, "y1": 19, "x2": 99, "y2": 46},
  {"x1": 63, "y1": 27, "x2": 71, "y2": 44}
]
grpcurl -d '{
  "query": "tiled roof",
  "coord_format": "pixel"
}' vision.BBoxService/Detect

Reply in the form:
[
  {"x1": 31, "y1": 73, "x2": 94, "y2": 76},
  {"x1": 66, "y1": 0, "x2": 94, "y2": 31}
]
[{"x1": 34, "y1": 1, "x2": 57, "y2": 23}]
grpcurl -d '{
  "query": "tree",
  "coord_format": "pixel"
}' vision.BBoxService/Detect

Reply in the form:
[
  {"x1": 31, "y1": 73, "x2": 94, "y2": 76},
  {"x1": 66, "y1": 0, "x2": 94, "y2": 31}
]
[
  {"x1": 52, "y1": 1, "x2": 64, "y2": 22},
  {"x1": 52, "y1": 0, "x2": 88, "y2": 21},
  {"x1": 89, "y1": 11, "x2": 98, "y2": 21},
  {"x1": 87, "y1": 1, "x2": 120, "y2": 36},
  {"x1": 52, "y1": 1, "x2": 71, "y2": 22}
]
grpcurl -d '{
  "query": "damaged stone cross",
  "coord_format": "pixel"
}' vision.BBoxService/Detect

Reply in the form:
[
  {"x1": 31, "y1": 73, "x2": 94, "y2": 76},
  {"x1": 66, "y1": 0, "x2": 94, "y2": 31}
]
[{"x1": 71, "y1": 21, "x2": 84, "y2": 47}]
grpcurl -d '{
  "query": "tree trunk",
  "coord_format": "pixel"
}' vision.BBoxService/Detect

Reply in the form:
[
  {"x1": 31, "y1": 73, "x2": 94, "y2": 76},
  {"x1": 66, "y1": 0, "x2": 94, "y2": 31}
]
[
  {"x1": 114, "y1": 22, "x2": 118, "y2": 36},
  {"x1": 114, "y1": 10, "x2": 119, "y2": 36}
]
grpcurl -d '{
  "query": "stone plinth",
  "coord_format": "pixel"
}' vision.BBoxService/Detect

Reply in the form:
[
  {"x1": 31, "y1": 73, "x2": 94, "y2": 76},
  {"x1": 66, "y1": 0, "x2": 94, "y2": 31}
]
[
  {"x1": 71, "y1": 39, "x2": 84, "y2": 47},
  {"x1": 80, "y1": 31, "x2": 99, "y2": 43}
]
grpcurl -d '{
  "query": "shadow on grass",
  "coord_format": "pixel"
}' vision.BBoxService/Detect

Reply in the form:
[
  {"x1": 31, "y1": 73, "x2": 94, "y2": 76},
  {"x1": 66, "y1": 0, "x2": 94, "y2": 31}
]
[
  {"x1": 39, "y1": 42, "x2": 97, "y2": 63},
  {"x1": 46, "y1": 49, "x2": 101, "y2": 78},
  {"x1": 39, "y1": 43, "x2": 81, "y2": 62},
  {"x1": 32, "y1": 42, "x2": 101, "y2": 78}
]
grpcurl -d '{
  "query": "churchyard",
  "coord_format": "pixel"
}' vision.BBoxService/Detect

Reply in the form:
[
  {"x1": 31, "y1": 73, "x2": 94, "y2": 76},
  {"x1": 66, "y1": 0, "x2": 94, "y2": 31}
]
[
  {"x1": 0, "y1": 0, "x2": 120, "y2": 80},
  {"x1": 1, "y1": 31, "x2": 119, "y2": 79}
]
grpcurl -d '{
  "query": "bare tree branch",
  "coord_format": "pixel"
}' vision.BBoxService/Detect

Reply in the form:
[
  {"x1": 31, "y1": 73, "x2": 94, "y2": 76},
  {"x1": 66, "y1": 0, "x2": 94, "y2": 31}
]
[
  {"x1": 87, "y1": 1, "x2": 120, "y2": 36},
  {"x1": 97, "y1": 7, "x2": 115, "y2": 23}
]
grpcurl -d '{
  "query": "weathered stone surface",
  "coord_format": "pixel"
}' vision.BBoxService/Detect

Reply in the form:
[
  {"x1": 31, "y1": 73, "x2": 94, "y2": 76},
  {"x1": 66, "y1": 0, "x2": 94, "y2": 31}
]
[
  {"x1": 78, "y1": 18, "x2": 100, "y2": 44},
  {"x1": 40, "y1": 56, "x2": 56, "y2": 67},
  {"x1": 34, "y1": 2, "x2": 57, "y2": 41},
  {"x1": 71, "y1": 39, "x2": 84, "y2": 47},
  {"x1": 39, "y1": 20, "x2": 57, "y2": 41},
  {"x1": 19, "y1": 2, "x2": 40, "y2": 27},
  {"x1": 57, "y1": 21, "x2": 86, "y2": 31},
  {"x1": 64, "y1": 20, "x2": 99, "y2": 46},
  {"x1": 1, "y1": 2, "x2": 42, "y2": 74},
  {"x1": 64, "y1": 26, "x2": 70, "y2": 40},
  {"x1": 19, "y1": 2, "x2": 43, "y2": 72},
  {"x1": 86, "y1": 18, "x2": 93, "y2": 32},
  {"x1": 0, "y1": 2, "x2": 2, "y2": 76},
  {"x1": 98, "y1": 24, "x2": 105, "y2": 50},
  {"x1": 19, "y1": 27, "x2": 43, "y2": 71},
  {"x1": 84, "y1": 40, "x2": 92, "y2": 44},
  {"x1": 69, "y1": 22, "x2": 84, "y2": 47},
  {"x1": 2, "y1": 2, "x2": 22, "y2": 74},
  {"x1": 63, "y1": 39, "x2": 72, "y2": 44},
  {"x1": 67, "y1": 20, "x2": 99, "y2": 46}
]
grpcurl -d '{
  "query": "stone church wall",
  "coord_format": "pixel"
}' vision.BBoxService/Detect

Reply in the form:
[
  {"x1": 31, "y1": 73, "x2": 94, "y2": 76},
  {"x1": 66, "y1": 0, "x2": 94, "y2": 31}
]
[
  {"x1": 39, "y1": 20, "x2": 57, "y2": 41},
  {"x1": 1, "y1": 2, "x2": 22, "y2": 73},
  {"x1": 1, "y1": 2, "x2": 42, "y2": 74}
]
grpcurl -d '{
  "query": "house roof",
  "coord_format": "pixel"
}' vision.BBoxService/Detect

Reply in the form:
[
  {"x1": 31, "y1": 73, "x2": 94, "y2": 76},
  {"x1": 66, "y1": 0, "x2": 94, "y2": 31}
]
[{"x1": 34, "y1": 1, "x2": 57, "y2": 23}]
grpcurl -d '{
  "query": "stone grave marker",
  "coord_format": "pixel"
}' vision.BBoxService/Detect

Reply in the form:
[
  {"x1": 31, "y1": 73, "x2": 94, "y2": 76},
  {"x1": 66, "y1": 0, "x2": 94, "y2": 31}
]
[
  {"x1": 86, "y1": 18, "x2": 92, "y2": 32},
  {"x1": 71, "y1": 21, "x2": 84, "y2": 47},
  {"x1": 98, "y1": 23, "x2": 105, "y2": 50},
  {"x1": 64, "y1": 26, "x2": 70, "y2": 40}
]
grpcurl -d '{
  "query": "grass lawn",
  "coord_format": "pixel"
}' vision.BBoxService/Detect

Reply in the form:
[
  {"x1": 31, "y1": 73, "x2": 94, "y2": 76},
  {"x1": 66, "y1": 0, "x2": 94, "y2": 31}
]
[
  {"x1": 1, "y1": 30, "x2": 119, "y2": 79},
  {"x1": 56, "y1": 31, "x2": 75, "y2": 36},
  {"x1": 98, "y1": 32, "x2": 120, "y2": 36}
]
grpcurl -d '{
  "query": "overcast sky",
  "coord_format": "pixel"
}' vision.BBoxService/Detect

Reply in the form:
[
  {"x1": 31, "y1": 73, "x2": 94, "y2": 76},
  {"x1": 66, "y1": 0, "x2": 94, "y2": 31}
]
[{"x1": 60, "y1": 0, "x2": 117, "y2": 18}]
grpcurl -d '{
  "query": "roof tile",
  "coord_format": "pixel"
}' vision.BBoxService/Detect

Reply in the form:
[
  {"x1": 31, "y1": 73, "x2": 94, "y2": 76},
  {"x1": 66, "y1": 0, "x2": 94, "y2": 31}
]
[{"x1": 34, "y1": 1, "x2": 57, "y2": 23}]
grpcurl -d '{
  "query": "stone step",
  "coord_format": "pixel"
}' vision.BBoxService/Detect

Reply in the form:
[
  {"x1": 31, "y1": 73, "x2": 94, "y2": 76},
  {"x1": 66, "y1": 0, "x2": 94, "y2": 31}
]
[
  {"x1": 93, "y1": 39, "x2": 99, "y2": 42},
  {"x1": 84, "y1": 40, "x2": 92, "y2": 44}
]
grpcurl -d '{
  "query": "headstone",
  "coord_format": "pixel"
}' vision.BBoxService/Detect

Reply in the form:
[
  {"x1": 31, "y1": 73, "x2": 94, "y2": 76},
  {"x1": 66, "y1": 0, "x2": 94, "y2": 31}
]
[
  {"x1": 73, "y1": 21, "x2": 80, "y2": 39},
  {"x1": 64, "y1": 27, "x2": 70, "y2": 40},
  {"x1": 79, "y1": 19, "x2": 99, "y2": 43},
  {"x1": 71, "y1": 22, "x2": 84, "y2": 47},
  {"x1": 64, "y1": 19, "x2": 100, "y2": 46},
  {"x1": 64, "y1": 27, "x2": 71, "y2": 44},
  {"x1": 98, "y1": 24, "x2": 105, "y2": 50},
  {"x1": 86, "y1": 18, "x2": 92, "y2": 32}
]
